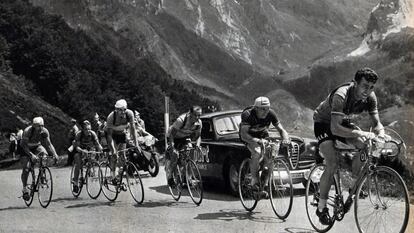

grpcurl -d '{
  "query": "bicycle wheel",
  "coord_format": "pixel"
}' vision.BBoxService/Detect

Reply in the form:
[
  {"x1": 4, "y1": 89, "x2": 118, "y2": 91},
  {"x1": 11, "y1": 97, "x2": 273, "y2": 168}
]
[
  {"x1": 99, "y1": 162, "x2": 118, "y2": 201},
  {"x1": 126, "y1": 162, "x2": 144, "y2": 204},
  {"x1": 148, "y1": 153, "x2": 160, "y2": 177},
  {"x1": 24, "y1": 169, "x2": 36, "y2": 207},
  {"x1": 355, "y1": 166, "x2": 409, "y2": 233},
  {"x1": 269, "y1": 158, "x2": 293, "y2": 219},
  {"x1": 186, "y1": 160, "x2": 203, "y2": 205},
  {"x1": 305, "y1": 164, "x2": 336, "y2": 232},
  {"x1": 38, "y1": 167, "x2": 53, "y2": 208},
  {"x1": 70, "y1": 165, "x2": 83, "y2": 197},
  {"x1": 86, "y1": 161, "x2": 102, "y2": 199},
  {"x1": 168, "y1": 165, "x2": 182, "y2": 201},
  {"x1": 238, "y1": 158, "x2": 258, "y2": 211}
]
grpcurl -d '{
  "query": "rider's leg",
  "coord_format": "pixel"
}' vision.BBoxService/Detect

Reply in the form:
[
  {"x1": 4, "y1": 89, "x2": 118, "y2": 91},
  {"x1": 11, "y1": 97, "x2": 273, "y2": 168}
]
[
  {"x1": 165, "y1": 147, "x2": 178, "y2": 185},
  {"x1": 347, "y1": 137, "x2": 365, "y2": 179},
  {"x1": 318, "y1": 140, "x2": 339, "y2": 211},
  {"x1": 20, "y1": 156, "x2": 31, "y2": 189},
  {"x1": 117, "y1": 143, "x2": 127, "y2": 177},
  {"x1": 261, "y1": 143, "x2": 276, "y2": 187},
  {"x1": 73, "y1": 153, "x2": 81, "y2": 184},
  {"x1": 247, "y1": 142, "x2": 262, "y2": 187}
]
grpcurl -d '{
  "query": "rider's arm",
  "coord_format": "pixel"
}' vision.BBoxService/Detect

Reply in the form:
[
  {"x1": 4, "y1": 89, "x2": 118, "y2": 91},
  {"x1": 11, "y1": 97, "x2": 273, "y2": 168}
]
[
  {"x1": 367, "y1": 93, "x2": 385, "y2": 137},
  {"x1": 330, "y1": 94, "x2": 370, "y2": 138},
  {"x1": 370, "y1": 113, "x2": 385, "y2": 137},
  {"x1": 20, "y1": 129, "x2": 35, "y2": 158},
  {"x1": 42, "y1": 133, "x2": 58, "y2": 158},
  {"x1": 105, "y1": 113, "x2": 115, "y2": 154},
  {"x1": 240, "y1": 124, "x2": 259, "y2": 144},
  {"x1": 274, "y1": 122, "x2": 290, "y2": 142},
  {"x1": 92, "y1": 132, "x2": 103, "y2": 152}
]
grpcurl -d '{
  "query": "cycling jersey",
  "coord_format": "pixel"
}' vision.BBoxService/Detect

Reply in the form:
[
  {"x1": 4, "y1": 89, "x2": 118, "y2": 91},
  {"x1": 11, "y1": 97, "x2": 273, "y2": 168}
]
[
  {"x1": 240, "y1": 107, "x2": 280, "y2": 139},
  {"x1": 21, "y1": 126, "x2": 50, "y2": 148},
  {"x1": 167, "y1": 113, "x2": 202, "y2": 140},
  {"x1": 105, "y1": 109, "x2": 134, "y2": 134},
  {"x1": 313, "y1": 82, "x2": 378, "y2": 124},
  {"x1": 74, "y1": 130, "x2": 100, "y2": 151}
]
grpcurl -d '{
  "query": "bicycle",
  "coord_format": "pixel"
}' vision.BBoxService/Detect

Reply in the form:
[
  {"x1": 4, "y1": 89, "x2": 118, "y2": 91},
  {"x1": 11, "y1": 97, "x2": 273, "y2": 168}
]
[
  {"x1": 23, "y1": 152, "x2": 54, "y2": 208},
  {"x1": 70, "y1": 150, "x2": 102, "y2": 199},
  {"x1": 305, "y1": 128, "x2": 410, "y2": 233},
  {"x1": 238, "y1": 137, "x2": 294, "y2": 219},
  {"x1": 168, "y1": 140, "x2": 204, "y2": 206},
  {"x1": 99, "y1": 146, "x2": 144, "y2": 204}
]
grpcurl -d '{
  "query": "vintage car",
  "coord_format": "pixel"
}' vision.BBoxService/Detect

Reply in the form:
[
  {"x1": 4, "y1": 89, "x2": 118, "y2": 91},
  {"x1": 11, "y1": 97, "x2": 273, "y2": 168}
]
[{"x1": 196, "y1": 110, "x2": 317, "y2": 195}]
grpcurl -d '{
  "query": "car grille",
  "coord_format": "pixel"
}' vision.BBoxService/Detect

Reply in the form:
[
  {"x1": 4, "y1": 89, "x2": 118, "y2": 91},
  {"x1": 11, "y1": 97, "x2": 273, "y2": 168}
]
[
  {"x1": 285, "y1": 142, "x2": 316, "y2": 170},
  {"x1": 288, "y1": 142, "x2": 300, "y2": 169}
]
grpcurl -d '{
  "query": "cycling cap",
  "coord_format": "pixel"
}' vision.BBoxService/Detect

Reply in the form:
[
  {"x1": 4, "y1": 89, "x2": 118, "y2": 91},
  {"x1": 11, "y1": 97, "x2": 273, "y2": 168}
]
[
  {"x1": 71, "y1": 118, "x2": 77, "y2": 123},
  {"x1": 254, "y1": 96, "x2": 270, "y2": 107},
  {"x1": 115, "y1": 99, "x2": 127, "y2": 109},
  {"x1": 134, "y1": 110, "x2": 140, "y2": 116},
  {"x1": 33, "y1": 117, "x2": 44, "y2": 126}
]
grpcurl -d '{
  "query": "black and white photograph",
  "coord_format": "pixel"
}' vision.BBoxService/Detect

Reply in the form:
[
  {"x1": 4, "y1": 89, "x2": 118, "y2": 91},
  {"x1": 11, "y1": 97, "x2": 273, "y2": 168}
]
[{"x1": 0, "y1": 0, "x2": 413, "y2": 232}]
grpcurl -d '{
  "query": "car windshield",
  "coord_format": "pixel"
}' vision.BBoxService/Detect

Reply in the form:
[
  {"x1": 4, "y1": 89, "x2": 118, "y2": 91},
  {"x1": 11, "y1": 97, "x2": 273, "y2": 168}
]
[{"x1": 214, "y1": 114, "x2": 241, "y2": 135}]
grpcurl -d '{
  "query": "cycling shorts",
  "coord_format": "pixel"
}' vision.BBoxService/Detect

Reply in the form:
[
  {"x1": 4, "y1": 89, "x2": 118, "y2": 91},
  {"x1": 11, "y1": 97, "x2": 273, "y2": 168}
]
[{"x1": 314, "y1": 122, "x2": 346, "y2": 145}]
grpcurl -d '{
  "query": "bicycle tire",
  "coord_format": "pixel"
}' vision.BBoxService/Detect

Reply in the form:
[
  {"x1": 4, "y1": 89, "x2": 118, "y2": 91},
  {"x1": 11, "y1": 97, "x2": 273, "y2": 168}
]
[
  {"x1": 238, "y1": 158, "x2": 258, "y2": 211},
  {"x1": 99, "y1": 162, "x2": 119, "y2": 201},
  {"x1": 148, "y1": 153, "x2": 160, "y2": 177},
  {"x1": 86, "y1": 161, "x2": 102, "y2": 199},
  {"x1": 354, "y1": 166, "x2": 409, "y2": 233},
  {"x1": 70, "y1": 165, "x2": 83, "y2": 197},
  {"x1": 168, "y1": 165, "x2": 182, "y2": 201},
  {"x1": 24, "y1": 168, "x2": 36, "y2": 207},
  {"x1": 38, "y1": 167, "x2": 53, "y2": 208},
  {"x1": 186, "y1": 160, "x2": 203, "y2": 205},
  {"x1": 305, "y1": 164, "x2": 336, "y2": 233},
  {"x1": 269, "y1": 158, "x2": 293, "y2": 219},
  {"x1": 126, "y1": 162, "x2": 144, "y2": 204}
]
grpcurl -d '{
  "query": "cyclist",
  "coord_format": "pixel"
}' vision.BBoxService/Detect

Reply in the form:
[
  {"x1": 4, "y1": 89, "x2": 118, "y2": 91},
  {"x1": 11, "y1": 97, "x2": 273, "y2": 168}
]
[
  {"x1": 66, "y1": 119, "x2": 79, "y2": 166},
  {"x1": 313, "y1": 67, "x2": 385, "y2": 225},
  {"x1": 134, "y1": 110, "x2": 146, "y2": 130},
  {"x1": 20, "y1": 117, "x2": 59, "y2": 201},
  {"x1": 239, "y1": 96, "x2": 291, "y2": 197},
  {"x1": 72, "y1": 120, "x2": 103, "y2": 193},
  {"x1": 104, "y1": 99, "x2": 140, "y2": 184},
  {"x1": 165, "y1": 105, "x2": 202, "y2": 187}
]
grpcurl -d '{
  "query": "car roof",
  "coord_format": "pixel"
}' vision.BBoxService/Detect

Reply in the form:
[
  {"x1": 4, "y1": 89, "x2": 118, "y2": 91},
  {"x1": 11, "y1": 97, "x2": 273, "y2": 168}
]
[{"x1": 200, "y1": 109, "x2": 242, "y2": 119}]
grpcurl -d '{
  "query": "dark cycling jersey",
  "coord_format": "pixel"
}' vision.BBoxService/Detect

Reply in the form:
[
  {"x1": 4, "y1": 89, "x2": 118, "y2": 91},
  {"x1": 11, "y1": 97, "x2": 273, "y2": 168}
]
[
  {"x1": 313, "y1": 82, "x2": 378, "y2": 124},
  {"x1": 74, "y1": 130, "x2": 100, "y2": 151},
  {"x1": 240, "y1": 107, "x2": 280, "y2": 139}
]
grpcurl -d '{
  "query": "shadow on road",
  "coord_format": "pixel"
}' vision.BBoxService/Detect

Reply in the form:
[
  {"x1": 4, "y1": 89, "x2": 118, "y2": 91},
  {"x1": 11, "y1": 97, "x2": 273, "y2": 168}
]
[
  {"x1": 150, "y1": 183, "x2": 239, "y2": 202},
  {"x1": 194, "y1": 208, "x2": 284, "y2": 223},
  {"x1": 0, "y1": 206, "x2": 28, "y2": 211},
  {"x1": 65, "y1": 201, "x2": 116, "y2": 209},
  {"x1": 284, "y1": 227, "x2": 315, "y2": 233},
  {"x1": 51, "y1": 197, "x2": 87, "y2": 203},
  {"x1": 135, "y1": 201, "x2": 195, "y2": 209}
]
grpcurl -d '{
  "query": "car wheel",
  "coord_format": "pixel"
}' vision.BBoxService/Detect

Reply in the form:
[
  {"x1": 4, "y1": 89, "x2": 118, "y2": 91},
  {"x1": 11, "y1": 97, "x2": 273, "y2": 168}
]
[{"x1": 225, "y1": 159, "x2": 240, "y2": 196}]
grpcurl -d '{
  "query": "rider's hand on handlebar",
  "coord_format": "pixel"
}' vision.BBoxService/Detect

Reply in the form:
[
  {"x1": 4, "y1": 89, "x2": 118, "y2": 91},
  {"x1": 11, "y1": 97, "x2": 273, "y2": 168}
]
[
  {"x1": 281, "y1": 138, "x2": 291, "y2": 146},
  {"x1": 361, "y1": 131, "x2": 376, "y2": 140},
  {"x1": 30, "y1": 153, "x2": 38, "y2": 162}
]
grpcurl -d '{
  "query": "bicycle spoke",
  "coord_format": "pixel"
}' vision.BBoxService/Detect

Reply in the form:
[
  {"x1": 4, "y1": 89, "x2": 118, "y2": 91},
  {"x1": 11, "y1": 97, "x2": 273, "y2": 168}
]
[
  {"x1": 355, "y1": 166, "x2": 409, "y2": 233},
  {"x1": 38, "y1": 167, "x2": 53, "y2": 208},
  {"x1": 126, "y1": 162, "x2": 144, "y2": 204}
]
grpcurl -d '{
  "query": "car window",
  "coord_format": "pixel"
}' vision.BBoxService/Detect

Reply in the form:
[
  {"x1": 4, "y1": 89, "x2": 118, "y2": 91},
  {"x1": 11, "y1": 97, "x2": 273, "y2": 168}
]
[{"x1": 214, "y1": 114, "x2": 240, "y2": 135}]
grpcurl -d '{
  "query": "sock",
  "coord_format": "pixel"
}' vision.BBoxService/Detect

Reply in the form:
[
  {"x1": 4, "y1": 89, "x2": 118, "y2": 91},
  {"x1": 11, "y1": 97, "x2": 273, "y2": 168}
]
[{"x1": 318, "y1": 198, "x2": 327, "y2": 212}]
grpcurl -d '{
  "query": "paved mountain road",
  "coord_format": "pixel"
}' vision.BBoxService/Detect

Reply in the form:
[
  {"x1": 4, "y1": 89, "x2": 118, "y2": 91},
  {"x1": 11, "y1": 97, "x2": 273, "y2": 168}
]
[{"x1": 0, "y1": 167, "x2": 412, "y2": 233}]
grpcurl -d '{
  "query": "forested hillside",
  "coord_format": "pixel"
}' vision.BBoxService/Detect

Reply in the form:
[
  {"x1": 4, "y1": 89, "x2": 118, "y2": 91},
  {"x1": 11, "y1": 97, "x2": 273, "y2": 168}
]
[{"x1": 0, "y1": 0, "x2": 219, "y2": 145}]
